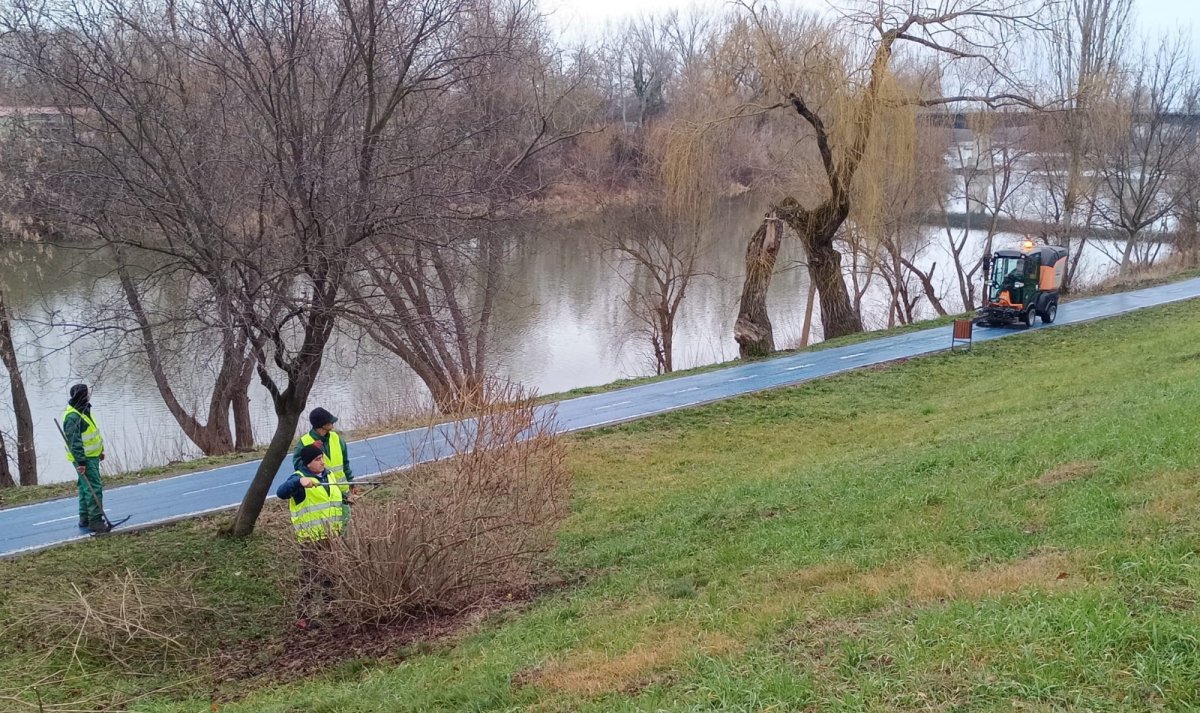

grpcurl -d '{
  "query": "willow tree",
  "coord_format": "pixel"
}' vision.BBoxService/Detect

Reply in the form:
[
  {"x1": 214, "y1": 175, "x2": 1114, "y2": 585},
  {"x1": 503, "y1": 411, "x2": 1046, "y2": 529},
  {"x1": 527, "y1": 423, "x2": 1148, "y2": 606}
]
[{"x1": 730, "y1": 0, "x2": 1043, "y2": 341}]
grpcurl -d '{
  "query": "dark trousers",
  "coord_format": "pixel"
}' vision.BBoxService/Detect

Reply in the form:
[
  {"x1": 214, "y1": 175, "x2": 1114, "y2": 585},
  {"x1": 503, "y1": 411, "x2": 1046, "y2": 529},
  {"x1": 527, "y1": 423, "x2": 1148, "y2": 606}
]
[{"x1": 298, "y1": 540, "x2": 334, "y2": 621}]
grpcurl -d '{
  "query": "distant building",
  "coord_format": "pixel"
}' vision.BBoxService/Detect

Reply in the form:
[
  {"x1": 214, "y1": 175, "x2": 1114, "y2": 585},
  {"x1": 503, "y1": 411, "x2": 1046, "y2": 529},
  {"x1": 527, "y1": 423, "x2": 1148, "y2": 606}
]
[{"x1": 0, "y1": 106, "x2": 74, "y2": 134}]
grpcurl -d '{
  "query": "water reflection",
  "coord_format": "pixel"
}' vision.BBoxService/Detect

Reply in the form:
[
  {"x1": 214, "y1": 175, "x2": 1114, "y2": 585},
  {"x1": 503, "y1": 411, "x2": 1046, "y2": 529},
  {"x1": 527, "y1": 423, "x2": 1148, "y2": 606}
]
[{"x1": 1, "y1": 200, "x2": 1131, "y2": 483}]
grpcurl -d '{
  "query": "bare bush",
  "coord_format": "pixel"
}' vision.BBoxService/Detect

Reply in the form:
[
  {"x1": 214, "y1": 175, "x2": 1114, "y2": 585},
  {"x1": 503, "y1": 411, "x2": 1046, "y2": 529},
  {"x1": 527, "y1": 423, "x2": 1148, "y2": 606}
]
[
  {"x1": 323, "y1": 381, "x2": 569, "y2": 626},
  {"x1": 5, "y1": 569, "x2": 214, "y2": 675}
]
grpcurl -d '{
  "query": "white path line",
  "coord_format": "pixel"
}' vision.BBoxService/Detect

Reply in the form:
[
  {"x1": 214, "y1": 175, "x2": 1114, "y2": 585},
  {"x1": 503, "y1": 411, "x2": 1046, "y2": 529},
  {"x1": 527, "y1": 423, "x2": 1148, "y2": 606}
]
[
  {"x1": 669, "y1": 386, "x2": 700, "y2": 395},
  {"x1": 728, "y1": 374, "x2": 759, "y2": 382},
  {"x1": 784, "y1": 363, "x2": 815, "y2": 371},
  {"x1": 32, "y1": 515, "x2": 77, "y2": 527},
  {"x1": 839, "y1": 352, "x2": 868, "y2": 360},
  {"x1": 182, "y1": 483, "x2": 245, "y2": 496},
  {"x1": 593, "y1": 400, "x2": 632, "y2": 411}
]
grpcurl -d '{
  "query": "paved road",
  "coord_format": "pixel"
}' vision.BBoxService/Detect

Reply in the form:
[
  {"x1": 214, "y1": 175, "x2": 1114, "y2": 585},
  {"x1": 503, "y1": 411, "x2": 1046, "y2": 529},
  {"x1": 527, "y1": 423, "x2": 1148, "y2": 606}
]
[{"x1": 5, "y1": 276, "x2": 1200, "y2": 557}]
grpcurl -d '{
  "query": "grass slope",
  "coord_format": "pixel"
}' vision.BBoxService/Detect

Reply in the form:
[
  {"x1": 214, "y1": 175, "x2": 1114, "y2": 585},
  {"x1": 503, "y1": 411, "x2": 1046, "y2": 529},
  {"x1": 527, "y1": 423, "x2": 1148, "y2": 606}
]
[{"x1": 5, "y1": 299, "x2": 1200, "y2": 711}]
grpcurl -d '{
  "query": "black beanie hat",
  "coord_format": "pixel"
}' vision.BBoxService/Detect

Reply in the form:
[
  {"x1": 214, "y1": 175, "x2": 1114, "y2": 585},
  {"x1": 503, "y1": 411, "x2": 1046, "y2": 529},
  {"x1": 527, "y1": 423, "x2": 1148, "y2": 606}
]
[
  {"x1": 299, "y1": 444, "x2": 324, "y2": 468},
  {"x1": 68, "y1": 383, "x2": 89, "y2": 408},
  {"x1": 309, "y1": 407, "x2": 338, "y2": 429}
]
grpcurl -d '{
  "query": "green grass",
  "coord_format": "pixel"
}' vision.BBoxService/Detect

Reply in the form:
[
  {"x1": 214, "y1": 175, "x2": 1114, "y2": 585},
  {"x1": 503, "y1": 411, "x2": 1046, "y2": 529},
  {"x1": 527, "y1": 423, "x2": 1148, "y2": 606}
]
[{"x1": 6, "y1": 298, "x2": 1200, "y2": 711}]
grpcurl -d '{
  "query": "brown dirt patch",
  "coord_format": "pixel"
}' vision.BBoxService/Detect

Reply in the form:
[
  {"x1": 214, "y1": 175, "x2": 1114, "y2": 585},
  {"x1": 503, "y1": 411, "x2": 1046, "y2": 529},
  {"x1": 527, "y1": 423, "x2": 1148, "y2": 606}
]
[
  {"x1": 527, "y1": 627, "x2": 740, "y2": 696},
  {"x1": 1032, "y1": 461, "x2": 1099, "y2": 487}
]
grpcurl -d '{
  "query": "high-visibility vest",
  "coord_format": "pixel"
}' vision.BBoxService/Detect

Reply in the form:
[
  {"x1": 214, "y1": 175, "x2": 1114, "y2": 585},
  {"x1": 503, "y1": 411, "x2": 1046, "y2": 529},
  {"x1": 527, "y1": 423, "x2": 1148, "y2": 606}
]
[
  {"x1": 62, "y1": 406, "x2": 103, "y2": 462},
  {"x1": 288, "y1": 472, "x2": 344, "y2": 542},
  {"x1": 301, "y1": 431, "x2": 348, "y2": 495}
]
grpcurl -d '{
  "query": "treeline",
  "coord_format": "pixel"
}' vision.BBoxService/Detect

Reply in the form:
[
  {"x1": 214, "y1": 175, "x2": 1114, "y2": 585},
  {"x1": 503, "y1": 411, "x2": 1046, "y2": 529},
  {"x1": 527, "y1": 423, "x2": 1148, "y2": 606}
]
[{"x1": 0, "y1": 0, "x2": 1195, "y2": 536}]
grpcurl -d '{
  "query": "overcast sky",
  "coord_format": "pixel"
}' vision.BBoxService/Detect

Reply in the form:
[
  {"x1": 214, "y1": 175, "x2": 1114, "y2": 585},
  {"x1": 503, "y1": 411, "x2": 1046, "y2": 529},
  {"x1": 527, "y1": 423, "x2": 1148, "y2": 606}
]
[{"x1": 543, "y1": 0, "x2": 1198, "y2": 42}]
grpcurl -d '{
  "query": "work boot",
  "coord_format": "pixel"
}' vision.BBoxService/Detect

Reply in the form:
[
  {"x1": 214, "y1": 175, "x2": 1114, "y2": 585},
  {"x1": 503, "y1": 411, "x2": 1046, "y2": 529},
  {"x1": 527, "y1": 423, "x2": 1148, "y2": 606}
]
[
  {"x1": 78, "y1": 517, "x2": 88, "y2": 529},
  {"x1": 88, "y1": 519, "x2": 112, "y2": 534}
]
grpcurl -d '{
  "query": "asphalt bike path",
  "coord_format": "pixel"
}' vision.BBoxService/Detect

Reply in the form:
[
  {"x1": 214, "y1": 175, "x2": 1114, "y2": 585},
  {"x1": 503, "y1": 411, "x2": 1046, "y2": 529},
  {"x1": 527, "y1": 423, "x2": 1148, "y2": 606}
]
[{"x1": 4, "y1": 276, "x2": 1200, "y2": 557}]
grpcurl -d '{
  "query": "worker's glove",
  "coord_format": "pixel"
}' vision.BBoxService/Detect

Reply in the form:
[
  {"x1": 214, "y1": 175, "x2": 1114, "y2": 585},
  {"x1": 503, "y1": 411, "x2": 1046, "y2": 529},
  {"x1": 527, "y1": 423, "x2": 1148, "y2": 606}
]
[
  {"x1": 75, "y1": 464, "x2": 87, "y2": 476},
  {"x1": 99, "y1": 453, "x2": 105, "y2": 461}
]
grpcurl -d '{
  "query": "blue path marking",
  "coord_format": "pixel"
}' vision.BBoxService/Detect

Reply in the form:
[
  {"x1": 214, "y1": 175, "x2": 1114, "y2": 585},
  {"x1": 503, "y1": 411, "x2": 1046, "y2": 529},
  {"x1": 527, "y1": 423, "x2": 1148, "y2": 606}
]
[{"x1": 4, "y1": 277, "x2": 1199, "y2": 557}]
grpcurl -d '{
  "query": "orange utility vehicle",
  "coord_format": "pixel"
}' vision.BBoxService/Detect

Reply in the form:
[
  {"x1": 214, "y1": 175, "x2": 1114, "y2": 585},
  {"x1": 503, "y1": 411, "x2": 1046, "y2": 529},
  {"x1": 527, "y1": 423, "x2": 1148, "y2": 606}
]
[{"x1": 978, "y1": 240, "x2": 1069, "y2": 327}]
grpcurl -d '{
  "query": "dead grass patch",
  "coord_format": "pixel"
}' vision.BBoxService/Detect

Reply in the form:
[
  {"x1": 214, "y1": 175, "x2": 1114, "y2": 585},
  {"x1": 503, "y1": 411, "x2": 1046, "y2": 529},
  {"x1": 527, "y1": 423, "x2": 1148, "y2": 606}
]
[
  {"x1": 1132, "y1": 469, "x2": 1200, "y2": 522},
  {"x1": 1032, "y1": 461, "x2": 1099, "y2": 487},
  {"x1": 850, "y1": 550, "x2": 1081, "y2": 603},
  {"x1": 529, "y1": 627, "x2": 740, "y2": 696},
  {"x1": 760, "y1": 551, "x2": 1082, "y2": 620}
]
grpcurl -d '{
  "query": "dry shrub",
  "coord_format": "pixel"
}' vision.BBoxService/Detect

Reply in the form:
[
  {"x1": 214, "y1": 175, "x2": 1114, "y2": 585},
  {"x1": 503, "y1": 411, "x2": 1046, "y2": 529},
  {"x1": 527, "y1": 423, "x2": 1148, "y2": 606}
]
[
  {"x1": 327, "y1": 380, "x2": 570, "y2": 626},
  {"x1": 5, "y1": 568, "x2": 214, "y2": 674}
]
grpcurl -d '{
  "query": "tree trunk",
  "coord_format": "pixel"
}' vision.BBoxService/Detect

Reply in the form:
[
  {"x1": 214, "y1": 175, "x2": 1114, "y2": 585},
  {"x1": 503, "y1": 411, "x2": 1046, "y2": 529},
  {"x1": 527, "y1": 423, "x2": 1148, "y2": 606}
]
[
  {"x1": 799, "y1": 228, "x2": 863, "y2": 339},
  {"x1": 230, "y1": 405, "x2": 302, "y2": 537},
  {"x1": 118, "y1": 265, "x2": 245, "y2": 456},
  {"x1": 0, "y1": 429, "x2": 14, "y2": 488},
  {"x1": 660, "y1": 310, "x2": 674, "y2": 373},
  {"x1": 230, "y1": 334, "x2": 329, "y2": 537},
  {"x1": 231, "y1": 388, "x2": 255, "y2": 451},
  {"x1": 734, "y1": 215, "x2": 782, "y2": 358},
  {"x1": 230, "y1": 358, "x2": 256, "y2": 450},
  {"x1": 774, "y1": 197, "x2": 863, "y2": 340},
  {"x1": 0, "y1": 290, "x2": 36, "y2": 486}
]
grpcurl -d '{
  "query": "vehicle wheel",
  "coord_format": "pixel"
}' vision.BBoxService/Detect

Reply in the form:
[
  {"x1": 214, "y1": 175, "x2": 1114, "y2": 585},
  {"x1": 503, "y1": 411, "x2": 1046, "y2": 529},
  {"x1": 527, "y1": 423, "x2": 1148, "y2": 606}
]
[
  {"x1": 1022, "y1": 307, "x2": 1036, "y2": 327},
  {"x1": 1042, "y1": 300, "x2": 1057, "y2": 324}
]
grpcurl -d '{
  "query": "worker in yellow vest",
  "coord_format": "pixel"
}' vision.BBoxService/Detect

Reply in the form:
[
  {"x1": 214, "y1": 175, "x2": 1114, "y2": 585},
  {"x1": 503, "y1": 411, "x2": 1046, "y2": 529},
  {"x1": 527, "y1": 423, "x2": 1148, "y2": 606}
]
[
  {"x1": 63, "y1": 384, "x2": 109, "y2": 533},
  {"x1": 276, "y1": 443, "x2": 344, "y2": 631},
  {"x1": 292, "y1": 407, "x2": 353, "y2": 524}
]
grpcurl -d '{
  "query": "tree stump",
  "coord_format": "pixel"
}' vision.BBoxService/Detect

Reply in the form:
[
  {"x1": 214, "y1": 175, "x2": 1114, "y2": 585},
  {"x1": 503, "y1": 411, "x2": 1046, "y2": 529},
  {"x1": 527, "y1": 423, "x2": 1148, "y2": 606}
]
[{"x1": 735, "y1": 215, "x2": 782, "y2": 359}]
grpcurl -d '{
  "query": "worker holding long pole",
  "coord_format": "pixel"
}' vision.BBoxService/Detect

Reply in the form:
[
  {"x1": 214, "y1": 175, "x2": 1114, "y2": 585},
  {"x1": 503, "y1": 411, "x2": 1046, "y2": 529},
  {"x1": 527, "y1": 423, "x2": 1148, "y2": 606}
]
[
  {"x1": 277, "y1": 444, "x2": 344, "y2": 631},
  {"x1": 61, "y1": 383, "x2": 110, "y2": 533}
]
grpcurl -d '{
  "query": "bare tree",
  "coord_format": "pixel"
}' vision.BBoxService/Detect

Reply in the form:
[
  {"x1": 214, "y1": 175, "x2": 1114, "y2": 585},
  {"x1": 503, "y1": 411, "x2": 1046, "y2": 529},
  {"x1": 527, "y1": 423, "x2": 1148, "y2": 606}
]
[
  {"x1": 345, "y1": 7, "x2": 586, "y2": 412},
  {"x1": 1170, "y1": 134, "x2": 1200, "y2": 268},
  {"x1": 1037, "y1": 0, "x2": 1134, "y2": 289},
  {"x1": 1, "y1": 0, "x2": 543, "y2": 536},
  {"x1": 350, "y1": 235, "x2": 501, "y2": 414},
  {"x1": 605, "y1": 202, "x2": 704, "y2": 374},
  {"x1": 601, "y1": 115, "x2": 716, "y2": 373},
  {"x1": 939, "y1": 112, "x2": 1033, "y2": 310},
  {"x1": 1088, "y1": 37, "x2": 1195, "y2": 274},
  {"x1": 843, "y1": 97, "x2": 950, "y2": 325}
]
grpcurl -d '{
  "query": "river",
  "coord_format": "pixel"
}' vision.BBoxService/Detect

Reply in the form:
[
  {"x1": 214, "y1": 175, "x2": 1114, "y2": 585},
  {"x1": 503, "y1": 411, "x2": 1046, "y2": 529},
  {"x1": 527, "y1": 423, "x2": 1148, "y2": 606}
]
[{"x1": 0, "y1": 197, "x2": 1140, "y2": 484}]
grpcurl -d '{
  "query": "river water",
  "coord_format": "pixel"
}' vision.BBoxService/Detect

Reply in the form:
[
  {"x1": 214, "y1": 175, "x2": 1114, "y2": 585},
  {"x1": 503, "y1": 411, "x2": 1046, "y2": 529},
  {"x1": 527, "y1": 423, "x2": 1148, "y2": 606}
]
[{"x1": 0, "y1": 197, "x2": 1136, "y2": 484}]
